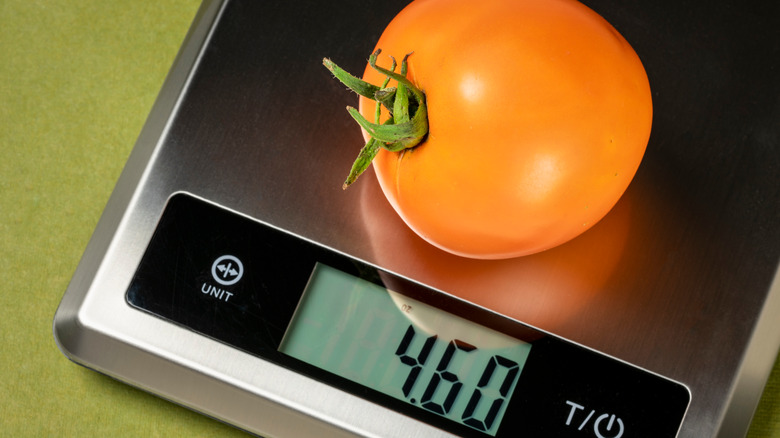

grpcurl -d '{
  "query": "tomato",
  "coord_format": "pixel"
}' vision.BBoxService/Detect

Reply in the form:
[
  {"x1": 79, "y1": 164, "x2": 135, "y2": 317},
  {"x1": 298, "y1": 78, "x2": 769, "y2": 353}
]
[{"x1": 355, "y1": 0, "x2": 652, "y2": 259}]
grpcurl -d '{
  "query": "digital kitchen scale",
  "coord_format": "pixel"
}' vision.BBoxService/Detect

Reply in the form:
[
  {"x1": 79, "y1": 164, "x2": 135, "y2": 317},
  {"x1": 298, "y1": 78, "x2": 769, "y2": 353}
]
[{"x1": 53, "y1": 0, "x2": 780, "y2": 437}]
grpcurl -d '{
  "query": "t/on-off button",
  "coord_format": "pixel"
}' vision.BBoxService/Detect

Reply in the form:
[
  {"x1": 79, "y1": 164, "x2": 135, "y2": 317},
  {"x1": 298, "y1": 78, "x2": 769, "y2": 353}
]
[
  {"x1": 594, "y1": 413, "x2": 624, "y2": 438},
  {"x1": 565, "y1": 400, "x2": 624, "y2": 438}
]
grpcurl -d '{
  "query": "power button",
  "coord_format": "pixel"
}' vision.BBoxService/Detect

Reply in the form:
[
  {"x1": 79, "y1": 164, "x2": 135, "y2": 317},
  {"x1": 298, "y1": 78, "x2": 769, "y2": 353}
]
[
  {"x1": 594, "y1": 413, "x2": 624, "y2": 438},
  {"x1": 565, "y1": 400, "x2": 624, "y2": 438}
]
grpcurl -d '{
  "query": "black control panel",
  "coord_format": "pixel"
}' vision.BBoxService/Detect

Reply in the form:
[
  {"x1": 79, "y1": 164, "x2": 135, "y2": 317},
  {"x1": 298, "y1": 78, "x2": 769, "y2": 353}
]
[{"x1": 127, "y1": 193, "x2": 690, "y2": 437}]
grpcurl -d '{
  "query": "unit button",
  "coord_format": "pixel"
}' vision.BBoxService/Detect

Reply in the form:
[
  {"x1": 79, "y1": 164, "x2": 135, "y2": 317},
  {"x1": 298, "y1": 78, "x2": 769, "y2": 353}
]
[
  {"x1": 196, "y1": 255, "x2": 245, "y2": 303},
  {"x1": 564, "y1": 400, "x2": 624, "y2": 438},
  {"x1": 211, "y1": 255, "x2": 244, "y2": 286}
]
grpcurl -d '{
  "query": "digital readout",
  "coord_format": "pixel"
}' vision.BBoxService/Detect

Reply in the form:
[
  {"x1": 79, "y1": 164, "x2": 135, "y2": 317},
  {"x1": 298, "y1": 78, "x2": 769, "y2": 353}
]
[{"x1": 279, "y1": 263, "x2": 532, "y2": 436}]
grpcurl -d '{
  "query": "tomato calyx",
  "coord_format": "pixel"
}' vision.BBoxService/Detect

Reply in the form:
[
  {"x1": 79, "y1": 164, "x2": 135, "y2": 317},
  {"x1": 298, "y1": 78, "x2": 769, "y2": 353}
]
[{"x1": 324, "y1": 49, "x2": 428, "y2": 189}]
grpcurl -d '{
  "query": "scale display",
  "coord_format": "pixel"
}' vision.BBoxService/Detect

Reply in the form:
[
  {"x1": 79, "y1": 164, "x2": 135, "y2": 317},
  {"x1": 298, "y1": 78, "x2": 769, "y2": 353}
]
[
  {"x1": 280, "y1": 263, "x2": 532, "y2": 435},
  {"x1": 126, "y1": 193, "x2": 690, "y2": 437}
]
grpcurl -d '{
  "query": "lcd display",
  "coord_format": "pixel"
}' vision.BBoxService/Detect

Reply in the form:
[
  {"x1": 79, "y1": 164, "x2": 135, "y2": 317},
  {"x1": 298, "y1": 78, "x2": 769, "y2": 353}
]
[{"x1": 279, "y1": 263, "x2": 532, "y2": 435}]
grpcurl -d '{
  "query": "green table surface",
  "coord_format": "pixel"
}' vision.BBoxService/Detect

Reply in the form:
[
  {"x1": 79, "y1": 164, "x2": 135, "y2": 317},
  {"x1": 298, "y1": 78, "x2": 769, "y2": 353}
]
[{"x1": 1, "y1": 0, "x2": 778, "y2": 436}]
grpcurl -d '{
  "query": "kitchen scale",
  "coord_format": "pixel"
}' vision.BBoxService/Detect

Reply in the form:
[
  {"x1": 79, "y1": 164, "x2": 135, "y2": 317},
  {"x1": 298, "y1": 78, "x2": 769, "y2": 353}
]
[{"x1": 53, "y1": 0, "x2": 780, "y2": 437}]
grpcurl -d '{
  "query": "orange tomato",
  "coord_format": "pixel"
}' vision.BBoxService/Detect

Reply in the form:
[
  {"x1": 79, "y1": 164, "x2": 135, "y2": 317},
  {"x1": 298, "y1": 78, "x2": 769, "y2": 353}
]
[{"x1": 358, "y1": 0, "x2": 652, "y2": 259}]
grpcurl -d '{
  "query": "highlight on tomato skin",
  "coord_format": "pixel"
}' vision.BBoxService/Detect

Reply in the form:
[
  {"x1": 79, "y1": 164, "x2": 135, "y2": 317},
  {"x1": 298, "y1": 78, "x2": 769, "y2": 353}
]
[{"x1": 343, "y1": 0, "x2": 653, "y2": 259}]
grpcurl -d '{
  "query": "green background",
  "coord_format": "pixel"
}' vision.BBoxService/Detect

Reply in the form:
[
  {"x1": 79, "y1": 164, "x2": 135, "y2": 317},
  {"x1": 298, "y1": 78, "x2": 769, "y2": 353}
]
[{"x1": 0, "y1": 0, "x2": 777, "y2": 436}]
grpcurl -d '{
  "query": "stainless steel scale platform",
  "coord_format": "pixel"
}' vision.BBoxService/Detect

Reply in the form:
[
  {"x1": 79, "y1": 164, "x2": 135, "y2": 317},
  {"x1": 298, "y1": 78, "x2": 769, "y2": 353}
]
[{"x1": 54, "y1": 0, "x2": 780, "y2": 436}]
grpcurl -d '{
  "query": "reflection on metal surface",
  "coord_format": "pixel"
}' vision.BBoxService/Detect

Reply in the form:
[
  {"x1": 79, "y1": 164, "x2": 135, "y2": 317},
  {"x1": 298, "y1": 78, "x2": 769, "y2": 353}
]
[{"x1": 359, "y1": 169, "x2": 631, "y2": 333}]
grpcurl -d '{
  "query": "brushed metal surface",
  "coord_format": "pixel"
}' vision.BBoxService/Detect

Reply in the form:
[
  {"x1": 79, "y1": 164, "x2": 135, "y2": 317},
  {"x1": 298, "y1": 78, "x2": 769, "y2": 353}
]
[{"x1": 54, "y1": 0, "x2": 780, "y2": 437}]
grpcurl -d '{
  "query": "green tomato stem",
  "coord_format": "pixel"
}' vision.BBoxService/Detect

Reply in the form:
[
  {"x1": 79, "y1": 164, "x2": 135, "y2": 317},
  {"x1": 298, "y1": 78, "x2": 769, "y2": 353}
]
[
  {"x1": 324, "y1": 49, "x2": 429, "y2": 188},
  {"x1": 322, "y1": 58, "x2": 379, "y2": 100},
  {"x1": 342, "y1": 136, "x2": 381, "y2": 189}
]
